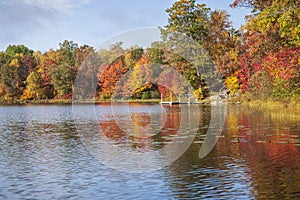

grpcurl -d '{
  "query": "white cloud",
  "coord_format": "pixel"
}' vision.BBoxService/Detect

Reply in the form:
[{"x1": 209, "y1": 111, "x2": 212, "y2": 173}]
[
  {"x1": 2, "y1": 0, "x2": 92, "y2": 14},
  {"x1": 0, "y1": 0, "x2": 93, "y2": 50},
  {"x1": 0, "y1": 0, "x2": 169, "y2": 51}
]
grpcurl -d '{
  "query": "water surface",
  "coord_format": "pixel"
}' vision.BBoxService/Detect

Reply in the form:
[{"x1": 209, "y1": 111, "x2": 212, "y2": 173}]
[{"x1": 0, "y1": 104, "x2": 300, "y2": 199}]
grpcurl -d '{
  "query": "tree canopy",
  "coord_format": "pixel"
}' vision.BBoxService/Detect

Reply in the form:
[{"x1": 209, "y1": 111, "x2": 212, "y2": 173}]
[{"x1": 0, "y1": 0, "x2": 299, "y2": 104}]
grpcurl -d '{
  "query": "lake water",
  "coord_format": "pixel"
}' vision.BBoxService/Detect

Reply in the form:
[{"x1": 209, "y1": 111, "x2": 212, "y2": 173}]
[{"x1": 0, "y1": 104, "x2": 300, "y2": 199}]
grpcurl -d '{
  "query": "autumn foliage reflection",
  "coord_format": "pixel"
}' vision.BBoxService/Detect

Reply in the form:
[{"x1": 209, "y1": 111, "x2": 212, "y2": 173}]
[{"x1": 98, "y1": 104, "x2": 181, "y2": 152}]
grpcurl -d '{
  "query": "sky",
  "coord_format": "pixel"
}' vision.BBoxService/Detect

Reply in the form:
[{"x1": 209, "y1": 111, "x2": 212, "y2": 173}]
[{"x1": 0, "y1": 0, "x2": 251, "y2": 52}]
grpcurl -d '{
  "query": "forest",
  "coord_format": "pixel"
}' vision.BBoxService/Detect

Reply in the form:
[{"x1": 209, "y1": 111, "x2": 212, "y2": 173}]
[{"x1": 0, "y1": 0, "x2": 299, "y2": 104}]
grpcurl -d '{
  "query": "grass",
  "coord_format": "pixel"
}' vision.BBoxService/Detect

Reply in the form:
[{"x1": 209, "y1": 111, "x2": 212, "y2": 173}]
[{"x1": 227, "y1": 94, "x2": 300, "y2": 110}]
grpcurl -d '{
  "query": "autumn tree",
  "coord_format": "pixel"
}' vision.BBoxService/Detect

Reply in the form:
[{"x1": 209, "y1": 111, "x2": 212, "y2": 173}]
[
  {"x1": 233, "y1": 0, "x2": 300, "y2": 102},
  {"x1": 0, "y1": 45, "x2": 36, "y2": 100},
  {"x1": 73, "y1": 47, "x2": 100, "y2": 100},
  {"x1": 35, "y1": 49, "x2": 61, "y2": 99},
  {"x1": 98, "y1": 58, "x2": 127, "y2": 99},
  {"x1": 206, "y1": 10, "x2": 241, "y2": 77},
  {"x1": 162, "y1": 0, "x2": 240, "y2": 98},
  {"x1": 97, "y1": 43, "x2": 144, "y2": 99},
  {"x1": 158, "y1": 65, "x2": 187, "y2": 100},
  {"x1": 22, "y1": 70, "x2": 47, "y2": 100},
  {"x1": 75, "y1": 45, "x2": 95, "y2": 70},
  {"x1": 124, "y1": 46, "x2": 144, "y2": 68},
  {"x1": 123, "y1": 55, "x2": 154, "y2": 98}
]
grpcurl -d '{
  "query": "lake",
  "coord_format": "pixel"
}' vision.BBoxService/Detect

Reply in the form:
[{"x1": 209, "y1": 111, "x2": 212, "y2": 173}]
[{"x1": 0, "y1": 103, "x2": 300, "y2": 199}]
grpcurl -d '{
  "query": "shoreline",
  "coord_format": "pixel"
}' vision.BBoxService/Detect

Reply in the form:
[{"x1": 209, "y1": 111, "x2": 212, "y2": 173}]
[
  {"x1": 0, "y1": 98, "x2": 162, "y2": 105},
  {"x1": 0, "y1": 98, "x2": 299, "y2": 110}
]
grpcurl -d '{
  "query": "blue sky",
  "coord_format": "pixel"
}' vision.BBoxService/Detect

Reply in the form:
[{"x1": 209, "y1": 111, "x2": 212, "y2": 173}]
[{"x1": 0, "y1": 0, "x2": 251, "y2": 52}]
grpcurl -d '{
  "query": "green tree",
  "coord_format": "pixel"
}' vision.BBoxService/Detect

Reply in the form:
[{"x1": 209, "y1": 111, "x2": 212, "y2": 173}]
[
  {"x1": 48, "y1": 63, "x2": 76, "y2": 97},
  {"x1": 98, "y1": 42, "x2": 125, "y2": 65},
  {"x1": 145, "y1": 45, "x2": 165, "y2": 64},
  {"x1": 0, "y1": 63, "x2": 20, "y2": 100},
  {"x1": 58, "y1": 40, "x2": 78, "y2": 66},
  {"x1": 163, "y1": 0, "x2": 210, "y2": 44},
  {"x1": 46, "y1": 40, "x2": 79, "y2": 98},
  {"x1": 5, "y1": 45, "x2": 33, "y2": 58}
]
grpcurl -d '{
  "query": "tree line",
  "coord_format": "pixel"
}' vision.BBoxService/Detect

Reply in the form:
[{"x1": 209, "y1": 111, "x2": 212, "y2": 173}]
[{"x1": 0, "y1": 0, "x2": 299, "y2": 103}]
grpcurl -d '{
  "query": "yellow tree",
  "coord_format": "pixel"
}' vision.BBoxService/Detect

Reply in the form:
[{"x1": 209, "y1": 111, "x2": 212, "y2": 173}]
[{"x1": 22, "y1": 70, "x2": 46, "y2": 100}]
